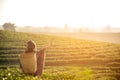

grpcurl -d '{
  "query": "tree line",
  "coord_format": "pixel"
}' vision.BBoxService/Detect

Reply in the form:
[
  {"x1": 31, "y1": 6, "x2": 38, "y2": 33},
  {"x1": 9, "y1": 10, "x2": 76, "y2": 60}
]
[{"x1": 2, "y1": 22, "x2": 16, "y2": 31}]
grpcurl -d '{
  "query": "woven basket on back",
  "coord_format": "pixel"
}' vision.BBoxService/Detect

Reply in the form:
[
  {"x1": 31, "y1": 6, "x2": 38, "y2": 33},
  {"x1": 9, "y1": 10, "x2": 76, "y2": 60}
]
[{"x1": 19, "y1": 53, "x2": 37, "y2": 74}]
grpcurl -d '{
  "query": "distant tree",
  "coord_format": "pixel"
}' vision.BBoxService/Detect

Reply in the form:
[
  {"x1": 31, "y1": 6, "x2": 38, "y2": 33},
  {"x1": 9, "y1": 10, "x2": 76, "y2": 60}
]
[
  {"x1": 103, "y1": 25, "x2": 112, "y2": 32},
  {"x1": 79, "y1": 27, "x2": 89, "y2": 32},
  {"x1": 79, "y1": 28, "x2": 83, "y2": 32},
  {"x1": 64, "y1": 24, "x2": 70, "y2": 32},
  {"x1": 2, "y1": 22, "x2": 16, "y2": 31}
]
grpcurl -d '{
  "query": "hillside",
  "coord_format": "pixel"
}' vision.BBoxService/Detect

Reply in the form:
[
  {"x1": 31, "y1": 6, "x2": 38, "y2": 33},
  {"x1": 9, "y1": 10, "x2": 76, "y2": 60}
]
[
  {"x1": 45, "y1": 32, "x2": 120, "y2": 44},
  {"x1": 0, "y1": 30, "x2": 120, "y2": 79}
]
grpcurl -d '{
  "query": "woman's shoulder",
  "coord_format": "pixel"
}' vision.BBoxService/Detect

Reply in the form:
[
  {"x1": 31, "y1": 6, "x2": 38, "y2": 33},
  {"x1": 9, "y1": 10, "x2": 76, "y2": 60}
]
[{"x1": 20, "y1": 52, "x2": 36, "y2": 58}]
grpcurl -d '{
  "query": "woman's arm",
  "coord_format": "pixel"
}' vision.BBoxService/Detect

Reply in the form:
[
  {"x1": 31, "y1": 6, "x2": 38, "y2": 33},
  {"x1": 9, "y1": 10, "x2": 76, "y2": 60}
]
[
  {"x1": 34, "y1": 48, "x2": 46, "y2": 76},
  {"x1": 34, "y1": 42, "x2": 53, "y2": 76}
]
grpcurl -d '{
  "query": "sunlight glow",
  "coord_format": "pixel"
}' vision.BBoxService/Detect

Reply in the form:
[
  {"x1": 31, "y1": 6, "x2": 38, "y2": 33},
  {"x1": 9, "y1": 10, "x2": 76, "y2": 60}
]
[{"x1": 0, "y1": 0, "x2": 120, "y2": 28}]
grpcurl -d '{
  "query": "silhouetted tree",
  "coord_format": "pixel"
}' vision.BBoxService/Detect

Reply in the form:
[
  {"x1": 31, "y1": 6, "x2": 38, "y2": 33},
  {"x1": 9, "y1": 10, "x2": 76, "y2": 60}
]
[{"x1": 2, "y1": 22, "x2": 16, "y2": 31}]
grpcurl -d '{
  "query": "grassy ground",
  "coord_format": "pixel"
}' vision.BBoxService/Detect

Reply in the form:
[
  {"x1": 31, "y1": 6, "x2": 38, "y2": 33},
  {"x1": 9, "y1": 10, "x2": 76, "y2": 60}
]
[
  {"x1": 0, "y1": 30, "x2": 120, "y2": 80},
  {"x1": 0, "y1": 66, "x2": 95, "y2": 80}
]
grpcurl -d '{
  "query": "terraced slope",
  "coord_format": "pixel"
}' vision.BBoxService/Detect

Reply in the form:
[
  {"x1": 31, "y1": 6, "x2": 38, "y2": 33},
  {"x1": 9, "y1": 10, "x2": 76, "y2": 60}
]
[{"x1": 0, "y1": 30, "x2": 120, "y2": 79}]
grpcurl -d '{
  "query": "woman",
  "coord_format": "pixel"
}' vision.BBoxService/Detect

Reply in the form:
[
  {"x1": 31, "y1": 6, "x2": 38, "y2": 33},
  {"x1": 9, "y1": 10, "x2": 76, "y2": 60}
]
[{"x1": 19, "y1": 40, "x2": 46, "y2": 76}]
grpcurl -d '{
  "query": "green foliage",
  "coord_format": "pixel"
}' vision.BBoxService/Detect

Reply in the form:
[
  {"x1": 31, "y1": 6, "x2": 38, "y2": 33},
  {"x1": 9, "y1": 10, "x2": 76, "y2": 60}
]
[
  {"x1": 97, "y1": 76, "x2": 117, "y2": 80},
  {"x1": 0, "y1": 30, "x2": 120, "y2": 79},
  {"x1": 0, "y1": 67, "x2": 95, "y2": 80},
  {"x1": 2, "y1": 23, "x2": 16, "y2": 31},
  {"x1": 0, "y1": 67, "x2": 40, "y2": 80}
]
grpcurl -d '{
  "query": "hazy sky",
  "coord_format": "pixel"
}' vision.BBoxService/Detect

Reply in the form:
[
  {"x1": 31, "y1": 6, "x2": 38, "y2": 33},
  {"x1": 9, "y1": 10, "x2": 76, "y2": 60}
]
[{"x1": 0, "y1": 0, "x2": 120, "y2": 28}]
